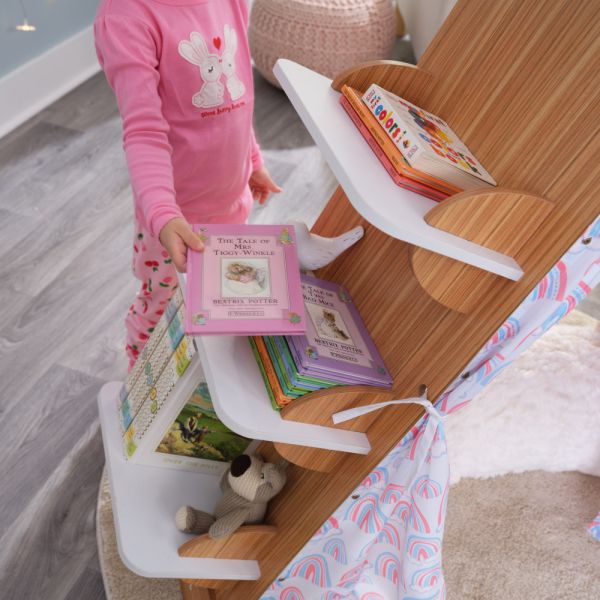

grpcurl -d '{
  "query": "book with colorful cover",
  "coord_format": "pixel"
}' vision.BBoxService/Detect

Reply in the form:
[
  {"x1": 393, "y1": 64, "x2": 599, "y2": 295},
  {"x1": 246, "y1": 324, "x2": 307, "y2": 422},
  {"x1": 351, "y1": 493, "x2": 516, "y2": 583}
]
[
  {"x1": 123, "y1": 334, "x2": 258, "y2": 473},
  {"x1": 362, "y1": 83, "x2": 496, "y2": 190},
  {"x1": 185, "y1": 224, "x2": 306, "y2": 336},
  {"x1": 340, "y1": 89, "x2": 452, "y2": 201},
  {"x1": 286, "y1": 275, "x2": 393, "y2": 387},
  {"x1": 150, "y1": 382, "x2": 257, "y2": 474}
]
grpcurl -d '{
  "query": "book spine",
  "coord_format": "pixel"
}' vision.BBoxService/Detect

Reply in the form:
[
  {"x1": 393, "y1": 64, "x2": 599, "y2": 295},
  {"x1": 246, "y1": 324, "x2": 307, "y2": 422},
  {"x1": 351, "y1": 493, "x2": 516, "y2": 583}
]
[
  {"x1": 248, "y1": 337, "x2": 280, "y2": 411},
  {"x1": 123, "y1": 335, "x2": 197, "y2": 460},
  {"x1": 340, "y1": 96, "x2": 448, "y2": 203},
  {"x1": 119, "y1": 305, "x2": 186, "y2": 432},
  {"x1": 341, "y1": 96, "x2": 406, "y2": 185},
  {"x1": 122, "y1": 287, "x2": 183, "y2": 397},
  {"x1": 342, "y1": 86, "x2": 459, "y2": 196},
  {"x1": 135, "y1": 447, "x2": 229, "y2": 475},
  {"x1": 362, "y1": 84, "x2": 424, "y2": 162},
  {"x1": 253, "y1": 336, "x2": 295, "y2": 408}
]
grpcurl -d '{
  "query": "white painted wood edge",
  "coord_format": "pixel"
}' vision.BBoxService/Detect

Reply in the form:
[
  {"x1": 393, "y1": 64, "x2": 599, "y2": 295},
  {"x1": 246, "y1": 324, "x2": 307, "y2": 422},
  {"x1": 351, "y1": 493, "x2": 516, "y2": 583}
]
[
  {"x1": 273, "y1": 59, "x2": 523, "y2": 281},
  {"x1": 97, "y1": 381, "x2": 262, "y2": 580},
  {"x1": 195, "y1": 336, "x2": 372, "y2": 454}
]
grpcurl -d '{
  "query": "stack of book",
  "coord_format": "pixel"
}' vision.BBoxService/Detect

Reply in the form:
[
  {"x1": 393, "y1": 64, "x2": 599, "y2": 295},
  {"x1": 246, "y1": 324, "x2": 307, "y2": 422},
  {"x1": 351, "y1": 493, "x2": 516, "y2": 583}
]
[
  {"x1": 250, "y1": 274, "x2": 393, "y2": 410},
  {"x1": 119, "y1": 287, "x2": 255, "y2": 474},
  {"x1": 339, "y1": 83, "x2": 496, "y2": 201}
]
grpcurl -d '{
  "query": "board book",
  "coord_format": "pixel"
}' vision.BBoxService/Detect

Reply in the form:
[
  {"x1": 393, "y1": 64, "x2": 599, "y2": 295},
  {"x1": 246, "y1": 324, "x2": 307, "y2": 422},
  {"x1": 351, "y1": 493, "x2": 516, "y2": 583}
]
[
  {"x1": 185, "y1": 224, "x2": 306, "y2": 336},
  {"x1": 340, "y1": 87, "x2": 454, "y2": 199},
  {"x1": 362, "y1": 83, "x2": 496, "y2": 190}
]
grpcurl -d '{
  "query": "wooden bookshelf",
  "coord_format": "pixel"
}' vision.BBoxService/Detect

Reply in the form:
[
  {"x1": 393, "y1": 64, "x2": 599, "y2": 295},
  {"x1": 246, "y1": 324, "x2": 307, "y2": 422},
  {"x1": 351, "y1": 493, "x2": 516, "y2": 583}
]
[{"x1": 97, "y1": 2, "x2": 600, "y2": 598}]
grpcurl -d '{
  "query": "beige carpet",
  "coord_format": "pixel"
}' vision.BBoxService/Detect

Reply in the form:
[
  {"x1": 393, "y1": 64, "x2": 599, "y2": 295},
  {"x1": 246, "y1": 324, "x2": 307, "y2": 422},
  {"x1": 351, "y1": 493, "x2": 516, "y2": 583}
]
[
  {"x1": 444, "y1": 471, "x2": 600, "y2": 600},
  {"x1": 97, "y1": 469, "x2": 600, "y2": 599}
]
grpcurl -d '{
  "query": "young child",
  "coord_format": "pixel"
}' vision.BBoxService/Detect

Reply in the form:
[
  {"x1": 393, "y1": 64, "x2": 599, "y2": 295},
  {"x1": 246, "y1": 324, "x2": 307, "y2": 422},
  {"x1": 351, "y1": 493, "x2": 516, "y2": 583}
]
[{"x1": 94, "y1": 0, "x2": 281, "y2": 369}]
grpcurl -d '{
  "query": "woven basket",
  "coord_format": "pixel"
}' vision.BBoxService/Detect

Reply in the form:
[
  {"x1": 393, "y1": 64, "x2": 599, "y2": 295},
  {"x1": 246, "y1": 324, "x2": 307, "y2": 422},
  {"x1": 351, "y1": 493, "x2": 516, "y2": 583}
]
[{"x1": 249, "y1": 0, "x2": 397, "y2": 87}]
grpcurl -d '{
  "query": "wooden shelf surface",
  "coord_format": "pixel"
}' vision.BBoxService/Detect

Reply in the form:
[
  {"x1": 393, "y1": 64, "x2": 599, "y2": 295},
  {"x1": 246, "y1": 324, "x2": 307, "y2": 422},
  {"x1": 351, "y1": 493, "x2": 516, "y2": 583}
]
[
  {"x1": 273, "y1": 59, "x2": 524, "y2": 281},
  {"x1": 97, "y1": 381, "x2": 261, "y2": 580}
]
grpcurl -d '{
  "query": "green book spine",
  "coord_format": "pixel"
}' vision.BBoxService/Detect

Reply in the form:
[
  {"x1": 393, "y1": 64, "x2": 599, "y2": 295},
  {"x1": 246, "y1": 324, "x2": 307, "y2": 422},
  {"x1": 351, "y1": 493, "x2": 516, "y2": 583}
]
[{"x1": 248, "y1": 337, "x2": 281, "y2": 411}]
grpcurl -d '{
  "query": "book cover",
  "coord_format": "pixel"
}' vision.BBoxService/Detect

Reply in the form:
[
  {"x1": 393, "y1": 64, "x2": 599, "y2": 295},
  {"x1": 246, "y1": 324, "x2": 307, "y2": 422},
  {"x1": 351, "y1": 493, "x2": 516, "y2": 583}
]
[
  {"x1": 151, "y1": 381, "x2": 255, "y2": 474},
  {"x1": 286, "y1": 275, "x2": 393, "y2": 387},
  {"x1": 123, "y1": 334, "x2": 196, "y2": 460},
  {"x1": 185, "y1": 224, "x2": 306, "y2": 336},
  {"x1": 341, "y1": 85, "x2": 458, "y2": 197},
  {"x1": 362, "y1": 83, "x2": 496, "y2": 189},
  {"x1": 339, "y1": 94, "x2": 450, "y2": 202}
]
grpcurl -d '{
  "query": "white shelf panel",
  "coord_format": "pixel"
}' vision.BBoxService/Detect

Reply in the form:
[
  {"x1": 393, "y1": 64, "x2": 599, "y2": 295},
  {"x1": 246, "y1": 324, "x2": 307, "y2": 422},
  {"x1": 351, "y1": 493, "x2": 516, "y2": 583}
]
[
  {"x1": 97, "y1": 381, "x2": 261, "y2": 580},
  {"x1": 195, "y1": 335, "x2": 371, "y2": 454},
  {"x1": 175, "y1": 273, "x2": 371, "y2": 455},
  {"x1": 273, "y1": 59, "x2": 523, "y2": 281}
]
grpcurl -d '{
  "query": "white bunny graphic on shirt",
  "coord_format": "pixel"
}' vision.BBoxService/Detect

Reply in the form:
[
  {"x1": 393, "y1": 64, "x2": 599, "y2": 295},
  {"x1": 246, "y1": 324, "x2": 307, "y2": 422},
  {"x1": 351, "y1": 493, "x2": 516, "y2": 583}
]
[
  {"x1": 178, "y1": 32, "x2": 224, "y2": 108},
  {"x1": 221, "y1": 24, "x2": 245, "y2": 101}
]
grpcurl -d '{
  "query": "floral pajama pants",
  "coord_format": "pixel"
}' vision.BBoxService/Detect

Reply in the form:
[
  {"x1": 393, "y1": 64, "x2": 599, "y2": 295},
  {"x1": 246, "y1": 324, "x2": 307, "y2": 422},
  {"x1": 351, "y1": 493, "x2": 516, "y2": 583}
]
[{"x1": 125, "y1": 223, "x2": 179, "y2": 370}]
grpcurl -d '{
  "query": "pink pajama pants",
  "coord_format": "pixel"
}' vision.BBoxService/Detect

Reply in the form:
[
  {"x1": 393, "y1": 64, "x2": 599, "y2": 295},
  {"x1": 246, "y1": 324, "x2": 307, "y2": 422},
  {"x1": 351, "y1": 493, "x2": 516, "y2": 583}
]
[{"x1": 125, "y1": 192, "x2": 253, "y2": 370}]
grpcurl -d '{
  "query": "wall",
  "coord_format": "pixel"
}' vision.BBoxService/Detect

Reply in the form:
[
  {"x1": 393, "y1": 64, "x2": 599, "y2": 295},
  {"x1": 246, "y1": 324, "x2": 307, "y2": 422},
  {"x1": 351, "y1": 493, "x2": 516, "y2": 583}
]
[{"x1": 0, "y1": 0, "x2": 99, "y2": 78}]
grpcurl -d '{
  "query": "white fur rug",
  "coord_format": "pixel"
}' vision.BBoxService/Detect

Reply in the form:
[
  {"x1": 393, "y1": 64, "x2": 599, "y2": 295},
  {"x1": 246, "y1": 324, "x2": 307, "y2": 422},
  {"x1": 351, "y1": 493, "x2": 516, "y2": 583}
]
[{"x1": 445, "y1": 309, "x2": 600, "y2": 484}]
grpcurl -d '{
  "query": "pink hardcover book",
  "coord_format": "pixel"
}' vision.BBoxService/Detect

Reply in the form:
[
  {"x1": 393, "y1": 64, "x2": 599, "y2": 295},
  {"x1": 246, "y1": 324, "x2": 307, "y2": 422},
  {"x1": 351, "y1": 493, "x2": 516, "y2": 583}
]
[{"x1": 184, "y1": 224, "x2": 306, "y2": 336}]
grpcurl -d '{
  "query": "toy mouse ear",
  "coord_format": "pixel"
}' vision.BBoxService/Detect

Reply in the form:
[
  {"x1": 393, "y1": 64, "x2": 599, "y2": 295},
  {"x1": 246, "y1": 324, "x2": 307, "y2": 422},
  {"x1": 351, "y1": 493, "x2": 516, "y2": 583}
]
[{"x1": 230, "y1": 454, "x2": 251, "y2": 478}]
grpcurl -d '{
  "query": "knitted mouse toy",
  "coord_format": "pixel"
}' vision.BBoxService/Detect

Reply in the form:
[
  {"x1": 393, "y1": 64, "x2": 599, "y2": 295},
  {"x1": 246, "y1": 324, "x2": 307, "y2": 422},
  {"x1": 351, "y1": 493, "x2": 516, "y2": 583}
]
[{"x1": 175, "y1": 453, "x2": 287, "y2": 539}]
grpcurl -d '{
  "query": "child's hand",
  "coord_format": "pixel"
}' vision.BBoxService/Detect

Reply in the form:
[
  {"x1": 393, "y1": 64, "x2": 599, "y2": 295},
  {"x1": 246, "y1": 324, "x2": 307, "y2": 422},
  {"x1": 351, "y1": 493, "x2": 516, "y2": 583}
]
[
  {"x1": 159, "y1": 217, "x2": 204, "y2": 273},
  {"x1": 249, "y1": 166, "x2": 282, "y2": 205}
]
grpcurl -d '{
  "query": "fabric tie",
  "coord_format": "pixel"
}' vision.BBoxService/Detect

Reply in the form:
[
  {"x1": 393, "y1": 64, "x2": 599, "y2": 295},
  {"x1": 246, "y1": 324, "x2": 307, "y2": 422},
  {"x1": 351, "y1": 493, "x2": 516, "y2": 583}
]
[{"x1": 332, "y1": 394, "x2": 446, "y2": 425}]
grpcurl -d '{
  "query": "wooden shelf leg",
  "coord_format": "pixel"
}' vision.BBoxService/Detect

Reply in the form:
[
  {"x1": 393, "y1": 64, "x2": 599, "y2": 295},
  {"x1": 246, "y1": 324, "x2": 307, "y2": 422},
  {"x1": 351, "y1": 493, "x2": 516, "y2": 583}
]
[{"x1": 179, "y1": 581, "x2": 217, "y2": 600}]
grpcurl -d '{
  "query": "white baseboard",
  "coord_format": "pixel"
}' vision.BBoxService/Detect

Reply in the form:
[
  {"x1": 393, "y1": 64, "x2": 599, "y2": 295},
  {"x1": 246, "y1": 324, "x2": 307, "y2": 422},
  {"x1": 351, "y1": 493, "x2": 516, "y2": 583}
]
[{"x1": 0, "y1": 25, "x2": 101, "y2": 140}]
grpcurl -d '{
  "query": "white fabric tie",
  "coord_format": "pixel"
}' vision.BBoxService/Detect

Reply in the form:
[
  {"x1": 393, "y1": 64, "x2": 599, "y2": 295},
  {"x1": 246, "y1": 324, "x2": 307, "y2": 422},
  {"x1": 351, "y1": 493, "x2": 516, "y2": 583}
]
[{"x1": 332, "y1": 395, "x2": 446, "y2": 425}]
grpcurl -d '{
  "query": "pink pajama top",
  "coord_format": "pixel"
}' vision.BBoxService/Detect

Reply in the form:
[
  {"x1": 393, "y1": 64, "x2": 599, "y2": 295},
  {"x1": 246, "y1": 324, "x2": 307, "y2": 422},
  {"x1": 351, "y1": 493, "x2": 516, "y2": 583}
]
[{"x1": 94, "y1": 0, "x2": 263, "y2": 238}]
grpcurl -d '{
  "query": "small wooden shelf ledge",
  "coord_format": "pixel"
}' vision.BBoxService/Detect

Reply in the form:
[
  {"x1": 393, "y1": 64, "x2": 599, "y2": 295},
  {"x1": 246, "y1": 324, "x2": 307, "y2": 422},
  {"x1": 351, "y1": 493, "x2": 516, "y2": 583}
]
[
  {"x1": 98, "y1": 382, "x2": 261, "y2": 581},
  {"x1": 273, "y1": 59, "x2": 524, "y2": 281}
]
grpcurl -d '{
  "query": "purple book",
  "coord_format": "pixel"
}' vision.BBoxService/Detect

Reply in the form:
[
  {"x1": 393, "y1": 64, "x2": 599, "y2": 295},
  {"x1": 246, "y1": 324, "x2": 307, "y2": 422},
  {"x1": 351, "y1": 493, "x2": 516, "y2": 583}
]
[
  {"x1": 185, "y1": 224, "x2": 306, "y2": 336},
  {"x1": 285, "y1": 275, "x2": 393, "y2": 387}
]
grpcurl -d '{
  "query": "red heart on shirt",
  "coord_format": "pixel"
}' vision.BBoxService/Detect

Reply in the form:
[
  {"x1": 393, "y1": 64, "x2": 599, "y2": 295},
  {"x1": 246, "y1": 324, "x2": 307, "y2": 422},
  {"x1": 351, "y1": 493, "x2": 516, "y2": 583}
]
[{"x1": 213, "y1": 37, "x2": 222, "y2": 50}]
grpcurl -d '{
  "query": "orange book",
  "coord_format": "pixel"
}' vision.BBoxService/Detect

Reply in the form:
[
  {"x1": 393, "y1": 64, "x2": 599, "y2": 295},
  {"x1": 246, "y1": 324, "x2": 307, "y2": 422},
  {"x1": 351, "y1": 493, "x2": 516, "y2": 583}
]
[
  {"x1": 251, "y1": 336, "x2": 295, "y2": 409},
  {"x1": 341, "y1": 85, "x2": 462, "y2": 196}
]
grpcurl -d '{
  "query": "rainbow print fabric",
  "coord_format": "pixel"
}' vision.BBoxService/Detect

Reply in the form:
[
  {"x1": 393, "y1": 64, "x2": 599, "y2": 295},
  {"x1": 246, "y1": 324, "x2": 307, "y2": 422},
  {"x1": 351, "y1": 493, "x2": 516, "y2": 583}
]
[{"x1": 261, "y1": 216, "x2": 600, "y2": 600}]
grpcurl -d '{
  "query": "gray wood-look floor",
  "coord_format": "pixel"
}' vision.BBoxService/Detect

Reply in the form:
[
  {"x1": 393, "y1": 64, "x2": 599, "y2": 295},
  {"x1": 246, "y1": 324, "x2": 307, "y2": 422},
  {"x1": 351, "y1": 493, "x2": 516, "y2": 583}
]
[{"x1": 0, "y1": 39, "x2": 598, "y2": 600}]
